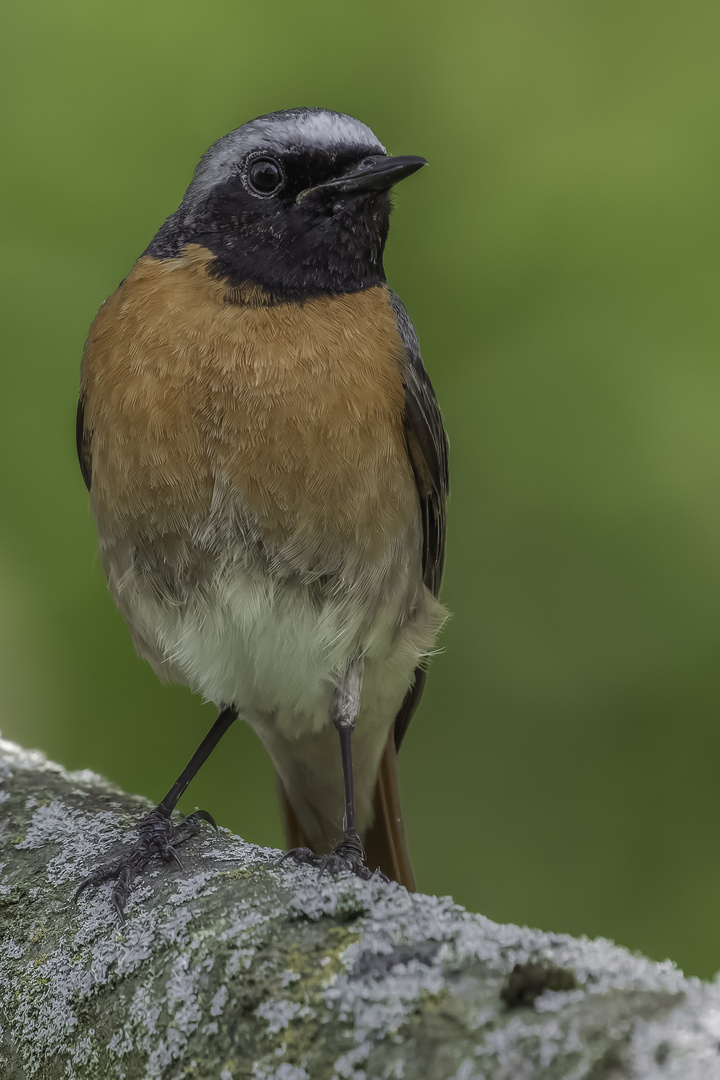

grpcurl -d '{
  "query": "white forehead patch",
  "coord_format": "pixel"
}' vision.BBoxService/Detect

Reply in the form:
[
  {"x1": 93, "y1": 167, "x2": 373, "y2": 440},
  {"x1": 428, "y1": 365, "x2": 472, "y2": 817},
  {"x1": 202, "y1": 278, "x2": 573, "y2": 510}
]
[
  {"x1": 247, "y1": 110, "x2": 385, "y2": 153},
  {"x1": 185, "y1": 109, "x2": 385, "y2": 207}
]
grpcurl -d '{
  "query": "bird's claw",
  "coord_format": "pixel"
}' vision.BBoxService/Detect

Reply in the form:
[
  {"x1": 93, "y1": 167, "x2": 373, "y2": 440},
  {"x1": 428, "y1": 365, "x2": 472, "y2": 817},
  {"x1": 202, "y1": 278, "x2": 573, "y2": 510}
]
[
  {"x1": 74, "y1": 806, "x2": 214, "y2": 921},
  {"x1": 282, "y1": 828, "x2": 388, "y2": 884}
]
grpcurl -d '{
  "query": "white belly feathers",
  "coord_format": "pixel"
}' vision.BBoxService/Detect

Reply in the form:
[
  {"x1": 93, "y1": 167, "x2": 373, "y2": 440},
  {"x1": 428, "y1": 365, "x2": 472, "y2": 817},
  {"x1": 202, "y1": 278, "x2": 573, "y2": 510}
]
[{"x1": 100, "y1": 516, "x2": 445, "y2": 741}]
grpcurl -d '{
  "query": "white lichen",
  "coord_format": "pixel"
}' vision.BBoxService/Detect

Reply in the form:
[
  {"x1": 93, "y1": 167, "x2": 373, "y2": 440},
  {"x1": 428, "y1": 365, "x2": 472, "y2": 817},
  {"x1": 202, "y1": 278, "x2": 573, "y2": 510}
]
[{"x1": 2, "y1": 734, "x2": 720, "y2": 1080}]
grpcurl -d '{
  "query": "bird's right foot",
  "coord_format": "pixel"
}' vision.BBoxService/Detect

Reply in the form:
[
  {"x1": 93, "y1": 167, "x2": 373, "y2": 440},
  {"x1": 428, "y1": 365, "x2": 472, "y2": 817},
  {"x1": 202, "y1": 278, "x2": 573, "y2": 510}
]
[{"x1": 74, "y1": 804, "x2": 215, "y2": 922}]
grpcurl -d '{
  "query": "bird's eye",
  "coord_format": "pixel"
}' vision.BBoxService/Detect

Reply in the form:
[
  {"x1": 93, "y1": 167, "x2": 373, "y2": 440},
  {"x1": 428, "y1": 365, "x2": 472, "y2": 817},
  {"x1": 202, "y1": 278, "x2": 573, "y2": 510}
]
[{"x1": 246, "y1": 157, "x2": 283, "y2": 196}]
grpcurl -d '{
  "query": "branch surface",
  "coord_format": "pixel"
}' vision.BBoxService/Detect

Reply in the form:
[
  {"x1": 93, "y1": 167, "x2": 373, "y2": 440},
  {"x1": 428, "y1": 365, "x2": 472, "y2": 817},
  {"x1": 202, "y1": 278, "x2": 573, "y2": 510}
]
[{"x1": 0, "y1": 736, "x2": 718, "y2": 1079}]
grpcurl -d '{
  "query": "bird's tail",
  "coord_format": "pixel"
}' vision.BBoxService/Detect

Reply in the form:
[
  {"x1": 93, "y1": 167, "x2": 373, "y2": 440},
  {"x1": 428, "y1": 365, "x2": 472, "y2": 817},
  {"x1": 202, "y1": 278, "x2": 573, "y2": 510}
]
[{"x1": 278, "y1": 730, "x2": 415, "y2": 891}]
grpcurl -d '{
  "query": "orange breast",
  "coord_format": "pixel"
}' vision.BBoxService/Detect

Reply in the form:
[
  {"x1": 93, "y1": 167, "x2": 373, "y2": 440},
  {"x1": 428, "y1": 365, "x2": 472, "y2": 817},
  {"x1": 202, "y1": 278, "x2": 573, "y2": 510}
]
[{"x1": 80, "y1": 245, "x2": 417, "y2": 558}]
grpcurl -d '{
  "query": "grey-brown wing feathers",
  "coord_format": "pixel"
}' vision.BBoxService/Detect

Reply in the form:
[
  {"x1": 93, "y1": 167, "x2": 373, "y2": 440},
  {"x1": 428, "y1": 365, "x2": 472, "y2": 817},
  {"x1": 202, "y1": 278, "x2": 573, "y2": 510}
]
[
  {"x1": 388, "y1": 290, "x2": 449, "y2": 749},
  {"x1": 76, "y1": 394, "x2": 92, "y2": 492}
]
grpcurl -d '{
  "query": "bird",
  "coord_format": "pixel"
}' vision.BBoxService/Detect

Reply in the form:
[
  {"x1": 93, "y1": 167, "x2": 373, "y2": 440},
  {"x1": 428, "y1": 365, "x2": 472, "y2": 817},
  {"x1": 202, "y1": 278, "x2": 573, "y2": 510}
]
[{"x1": 75, "y1": 107, "x2": 448, "y2": 919}]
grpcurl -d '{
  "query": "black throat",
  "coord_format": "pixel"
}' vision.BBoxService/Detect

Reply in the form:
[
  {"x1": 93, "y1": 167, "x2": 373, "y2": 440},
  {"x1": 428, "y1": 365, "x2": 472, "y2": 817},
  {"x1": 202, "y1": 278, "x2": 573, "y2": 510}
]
[{"x1": 146, "y1": 181, "x2": 392, "y2": 302}]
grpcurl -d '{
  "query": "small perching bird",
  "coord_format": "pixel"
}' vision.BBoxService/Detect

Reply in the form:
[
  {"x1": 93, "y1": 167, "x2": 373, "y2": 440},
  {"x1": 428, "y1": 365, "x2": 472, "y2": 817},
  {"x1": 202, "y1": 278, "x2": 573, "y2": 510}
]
[{"x1": 76, "y1": 108, "x2": 448, "y2": 918}]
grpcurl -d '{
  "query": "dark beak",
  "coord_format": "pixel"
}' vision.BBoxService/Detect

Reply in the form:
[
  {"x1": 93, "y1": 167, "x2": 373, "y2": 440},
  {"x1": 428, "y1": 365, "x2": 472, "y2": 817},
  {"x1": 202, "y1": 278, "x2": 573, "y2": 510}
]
[{"x1": 297, "y1": 155, "x2": 427, "y2": 202}]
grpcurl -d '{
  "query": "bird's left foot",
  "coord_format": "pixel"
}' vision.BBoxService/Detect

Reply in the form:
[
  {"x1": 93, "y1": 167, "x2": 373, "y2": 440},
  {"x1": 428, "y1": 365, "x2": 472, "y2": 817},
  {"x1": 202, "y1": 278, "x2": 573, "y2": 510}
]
[{"x1": 283, "y1": 828, "x2": 388, "y2": 883}]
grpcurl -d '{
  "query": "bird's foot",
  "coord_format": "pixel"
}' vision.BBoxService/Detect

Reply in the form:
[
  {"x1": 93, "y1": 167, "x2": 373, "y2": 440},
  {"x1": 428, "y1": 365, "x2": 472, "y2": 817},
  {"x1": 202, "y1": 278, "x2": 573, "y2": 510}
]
[
  {"x1": 74, "y1": 804, "x2": 216, "y2": 922},
  {"x1": 283, "y1": 828, "x2": 388, "y2": 883}
]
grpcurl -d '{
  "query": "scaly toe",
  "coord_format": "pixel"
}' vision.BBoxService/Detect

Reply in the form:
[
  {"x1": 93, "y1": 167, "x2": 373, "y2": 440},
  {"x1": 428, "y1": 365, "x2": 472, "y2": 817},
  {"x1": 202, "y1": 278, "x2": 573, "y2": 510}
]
[
  {"x1": 318, "y1": 852, "x2": 373, "y2": 880},
  {"x1": 281, "y1": 846, "x2": 322, "y2": 870}
]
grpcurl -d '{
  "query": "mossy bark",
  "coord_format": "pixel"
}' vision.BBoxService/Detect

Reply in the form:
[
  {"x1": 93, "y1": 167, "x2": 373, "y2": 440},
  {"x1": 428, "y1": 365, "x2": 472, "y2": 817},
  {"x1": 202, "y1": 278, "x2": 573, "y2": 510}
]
[{"x1": 0, "y1": 736, "x2": 718, "y2": 1079}]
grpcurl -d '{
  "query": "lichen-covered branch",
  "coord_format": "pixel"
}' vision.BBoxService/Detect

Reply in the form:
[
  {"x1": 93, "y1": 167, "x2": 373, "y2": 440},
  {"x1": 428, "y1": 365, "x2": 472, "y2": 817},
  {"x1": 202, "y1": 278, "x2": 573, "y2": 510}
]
[{"x1": 0, "y1": 737, "x2": 719, "y2": 1080}]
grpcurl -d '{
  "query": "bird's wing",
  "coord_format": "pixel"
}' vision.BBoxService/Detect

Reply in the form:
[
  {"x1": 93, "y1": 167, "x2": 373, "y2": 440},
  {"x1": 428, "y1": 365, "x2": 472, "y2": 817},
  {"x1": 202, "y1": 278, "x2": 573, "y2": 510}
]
[
  {"x1": 354, "y1": 292, "x2": 448, "y2": 887},
  {"x1": 388, "y1": 289, "x2": 449, "y2": 749},
  {"x1": 76, "y1": 393, "x2": 92, "y2": 492}
]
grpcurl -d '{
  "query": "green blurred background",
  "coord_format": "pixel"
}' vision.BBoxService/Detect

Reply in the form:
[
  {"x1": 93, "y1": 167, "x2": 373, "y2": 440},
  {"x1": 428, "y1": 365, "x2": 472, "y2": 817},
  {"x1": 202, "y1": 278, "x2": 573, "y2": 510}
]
[{"x1": 3, "y1": 0, "x2": 720, "y2": 978}]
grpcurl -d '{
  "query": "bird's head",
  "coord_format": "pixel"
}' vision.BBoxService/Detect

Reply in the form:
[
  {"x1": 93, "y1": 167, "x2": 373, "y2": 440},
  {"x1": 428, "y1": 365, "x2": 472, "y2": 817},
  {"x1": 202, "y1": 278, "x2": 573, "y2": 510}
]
[{"x1": 148, "y1": 108, "x2": 426, "y2": 300}]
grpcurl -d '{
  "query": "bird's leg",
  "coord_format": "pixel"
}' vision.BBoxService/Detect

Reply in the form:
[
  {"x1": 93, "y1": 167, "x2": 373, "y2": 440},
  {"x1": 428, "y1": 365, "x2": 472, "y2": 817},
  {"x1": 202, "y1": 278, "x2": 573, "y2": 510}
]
[
  {"x1": 284, "y1": 663, "x2": 384, "y2": 881},
  {"x1": 75, "y1": 705, "x2": 238, "y2": 921},
  {"x1": 322, "y1": 662, "x2": 366, "y2": 871}
]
